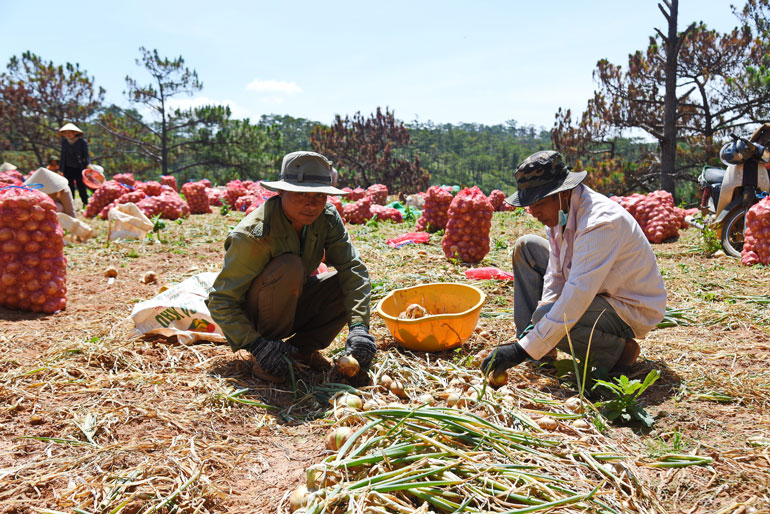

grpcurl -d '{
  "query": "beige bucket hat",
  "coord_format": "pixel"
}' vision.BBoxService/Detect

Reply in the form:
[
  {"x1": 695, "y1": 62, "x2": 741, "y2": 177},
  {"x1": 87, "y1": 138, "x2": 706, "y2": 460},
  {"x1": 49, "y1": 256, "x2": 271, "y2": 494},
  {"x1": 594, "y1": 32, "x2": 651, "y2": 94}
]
[
  {"x1": 58, "y1": 122, "x2": 84, "y2": 135},
  {"x1": 261, "y1": 151, "x2": 347, "y2": 195}
]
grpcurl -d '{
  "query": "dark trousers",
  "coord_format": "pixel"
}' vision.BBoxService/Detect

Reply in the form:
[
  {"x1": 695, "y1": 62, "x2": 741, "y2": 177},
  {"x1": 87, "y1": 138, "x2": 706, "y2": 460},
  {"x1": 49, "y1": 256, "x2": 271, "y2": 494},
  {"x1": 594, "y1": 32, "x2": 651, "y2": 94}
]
[
  {"x1": 245, "y1": 254, "x2": 346, "y2": 353},
  {"x1": 62, "y1": 166, "x2": 89, "y2": 206}
]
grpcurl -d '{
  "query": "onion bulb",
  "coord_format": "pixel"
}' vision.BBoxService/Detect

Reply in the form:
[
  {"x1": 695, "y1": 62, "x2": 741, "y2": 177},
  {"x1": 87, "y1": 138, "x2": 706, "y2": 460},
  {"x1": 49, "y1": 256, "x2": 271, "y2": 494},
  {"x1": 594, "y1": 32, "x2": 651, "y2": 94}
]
[
  {"x1": 487, "y1": 369, "x2": 508, "y2": 388},
  {"x1": 565, "y1": 397, "x2": 583, "y2": 412},
  {"x1": 379, "y1": 374, "x2": 393, "y2": 391},
  {"x1": 536, "y1": 416, "x2": 558, "y2": 430},
  {"x1": 289, "y1": 484, "x2": 308, "y2": 512},
  {"x1": 389, "y1": 379, "x2": 407, "y2": 399},
  {"x1": 333, "y1": 392, "x2": 362, "y2": 410},
  {"x1": 324, "y1": 426, "x2": 353, "y2": 451},
  {"x1": 336, "y1": 355, "x2": 360, "y2": 377}
]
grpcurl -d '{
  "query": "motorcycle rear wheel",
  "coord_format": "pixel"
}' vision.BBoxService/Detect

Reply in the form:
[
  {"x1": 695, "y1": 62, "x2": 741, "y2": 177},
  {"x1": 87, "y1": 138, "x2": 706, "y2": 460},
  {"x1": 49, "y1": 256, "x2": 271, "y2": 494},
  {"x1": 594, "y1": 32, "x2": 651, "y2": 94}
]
[{"x1": 721, "y1": 207, "x2": 747, "y2": 258}]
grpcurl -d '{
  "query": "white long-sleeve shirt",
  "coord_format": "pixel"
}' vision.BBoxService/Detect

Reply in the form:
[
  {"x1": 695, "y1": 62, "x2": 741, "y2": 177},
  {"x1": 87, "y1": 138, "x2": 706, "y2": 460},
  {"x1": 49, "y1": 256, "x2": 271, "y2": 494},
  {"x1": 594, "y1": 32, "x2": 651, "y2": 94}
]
[{"x1": 519, "y1": 185, "x2": 667, "y2": 360}]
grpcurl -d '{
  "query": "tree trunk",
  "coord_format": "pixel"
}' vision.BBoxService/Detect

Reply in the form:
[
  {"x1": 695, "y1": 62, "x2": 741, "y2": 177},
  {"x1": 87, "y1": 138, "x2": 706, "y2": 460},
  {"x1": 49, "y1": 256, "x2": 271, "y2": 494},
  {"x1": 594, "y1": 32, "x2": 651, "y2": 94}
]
[{"x1": 660, "y1": 0, "x2": 679, "y2": 197}]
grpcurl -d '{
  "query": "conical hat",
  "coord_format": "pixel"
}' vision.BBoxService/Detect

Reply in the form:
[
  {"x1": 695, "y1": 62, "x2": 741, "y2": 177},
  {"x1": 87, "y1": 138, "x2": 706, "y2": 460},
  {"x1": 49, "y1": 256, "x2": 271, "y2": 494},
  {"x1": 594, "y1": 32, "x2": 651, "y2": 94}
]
[
  {"x1": 0, "y1": 162, "x2": 18, "y2": 172},
  {"x1": 58, "y1": 123, "x2": 83, "y2": 134}
]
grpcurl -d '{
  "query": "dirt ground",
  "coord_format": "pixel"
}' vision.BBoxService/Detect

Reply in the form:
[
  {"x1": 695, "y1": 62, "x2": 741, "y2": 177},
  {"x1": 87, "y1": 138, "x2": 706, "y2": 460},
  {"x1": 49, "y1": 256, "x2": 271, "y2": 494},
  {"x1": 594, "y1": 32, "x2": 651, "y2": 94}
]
[{"x1": 1, "y1": 208, "x2": 769, "y2": 513}]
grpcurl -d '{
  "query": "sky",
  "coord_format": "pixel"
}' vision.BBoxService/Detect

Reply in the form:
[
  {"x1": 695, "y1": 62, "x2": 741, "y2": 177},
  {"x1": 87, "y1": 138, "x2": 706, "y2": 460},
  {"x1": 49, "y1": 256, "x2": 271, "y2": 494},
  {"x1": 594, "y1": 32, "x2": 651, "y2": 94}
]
[{"x1": 2, "y1": 0, "x2": 742, "y2": 130}]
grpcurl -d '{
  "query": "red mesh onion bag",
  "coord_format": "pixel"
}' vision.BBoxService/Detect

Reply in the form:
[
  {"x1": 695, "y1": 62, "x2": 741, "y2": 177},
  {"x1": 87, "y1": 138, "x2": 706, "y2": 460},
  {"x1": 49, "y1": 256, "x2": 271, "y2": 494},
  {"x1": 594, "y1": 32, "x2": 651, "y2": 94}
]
[
  {"x1": 366, "y1": 184, "x2": 388, "y2": 205},
  {"x1": 137, "y1": 191, "x2": 189, "y2": 220},
  {"x1": 488, "y1": 190, "x2": 507, "y2": 211},
  {"x1": 98, "y1": 190, "x2": 148, "y2": 219},
  {"x1": 84, "y1": 181, "x2": 131, "y2": 218},
  {"x1": 161, "y1": 175, "x2": 178, "y2": 192},
  {"x1": 370, "y1": 204, "x2": 403, "y2": 223},
  {"x1": 348, "y1": 187, "x2": 366, "y2": 201},
  {"x1": 224, "y1": 180, "x2": 248, "y2": 207},
  {"x1": 442, "y1": 186, "x2": 494, "y2": 263},
  {"x1": 343, "y1": 197, "x2": 373, "y2": 224},
  {"x1": 206, "y1": 187, "x2": 223, "y2": 206},
  {"x1": 415, "y1": 185, "x2": 453, "y2": 232},
  {"x1": 611, "y1": 190, "x2": 679, "y2": 244},
  {"x1": 136, "y1": 181, "x2": 162, "y2": 196},
  {"x1": 327, "y1": 196, "x2": 344, "y2": 219},
  {"x1": 182, "y1": 181, "x2": 212, "y2": 214},
  {"x1": 742, "y1": 196, "x2": 770, "y2": 266},
  {"x1": 0, "y1": 186, "x2": 67, "y2": 313},
  {"x1": 112, "y1": 173, "x2": 135, "y2": 186}
]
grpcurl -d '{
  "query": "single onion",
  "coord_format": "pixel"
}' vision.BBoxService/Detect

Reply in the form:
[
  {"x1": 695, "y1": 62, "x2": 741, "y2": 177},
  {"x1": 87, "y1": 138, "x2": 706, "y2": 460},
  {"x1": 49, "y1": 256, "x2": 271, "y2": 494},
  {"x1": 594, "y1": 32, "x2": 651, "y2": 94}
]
[
  {"x1": 324, "y1": 426, "x2": 353, "y2": 451},
  {"x1": 536, "y1": 416, "x2": 558, "y2": 430},
  {"x1": 487, "y1": 369, "x2": 508, "y2": 388},
  {"x1": 333, "y1": 392, "x2": 362, "y2": 410},
  {"x1": 389, "y1": 379, "x2": 407, "y2": 399},
  {"x1": 289, "y1": 484, "x2": 308, "y2": 512},
  {"x1": 336, "y1": 355, "x2": 360, "y2": 377}
]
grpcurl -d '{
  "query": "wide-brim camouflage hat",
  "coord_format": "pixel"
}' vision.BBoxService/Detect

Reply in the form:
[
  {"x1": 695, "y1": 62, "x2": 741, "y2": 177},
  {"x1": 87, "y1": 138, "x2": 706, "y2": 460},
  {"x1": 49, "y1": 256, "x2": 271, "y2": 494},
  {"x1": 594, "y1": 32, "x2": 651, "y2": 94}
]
[
  {"x1": 505, "y1": 150, "x2": 587, "y2": 207},
  {"x1": 261, "y1": 151, "x2": 348, "y2": 195}
]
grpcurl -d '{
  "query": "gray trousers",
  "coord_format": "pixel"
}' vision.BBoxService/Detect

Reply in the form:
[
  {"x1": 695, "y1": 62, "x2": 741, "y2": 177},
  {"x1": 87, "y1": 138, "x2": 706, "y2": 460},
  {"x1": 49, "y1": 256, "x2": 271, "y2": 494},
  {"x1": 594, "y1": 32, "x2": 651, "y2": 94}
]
[
  {"x1": 245, "y1": 254, "x2": 347, "y2": 353},
  {"x1": 512, "y1": 234, "x2": 635, "y2": 368}
]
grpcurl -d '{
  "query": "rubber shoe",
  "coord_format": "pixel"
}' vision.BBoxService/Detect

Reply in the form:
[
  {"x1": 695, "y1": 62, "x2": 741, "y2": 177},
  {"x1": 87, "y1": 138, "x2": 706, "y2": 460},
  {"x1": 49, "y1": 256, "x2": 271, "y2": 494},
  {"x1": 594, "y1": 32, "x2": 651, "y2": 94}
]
[
  {"x1": 296, "y1": 350, "x2": 332, "y2": 371},
  {"x1": 614, "y1": 339, "x2": 640, "y2": 369},
  {"x1": 250, "y1": 356, "x2": 285, "y2": 383}
]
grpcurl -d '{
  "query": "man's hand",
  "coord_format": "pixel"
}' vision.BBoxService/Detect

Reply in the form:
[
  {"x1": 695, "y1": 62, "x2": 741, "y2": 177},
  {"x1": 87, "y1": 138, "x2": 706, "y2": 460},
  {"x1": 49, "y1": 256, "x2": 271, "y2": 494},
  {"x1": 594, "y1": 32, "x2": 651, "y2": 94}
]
[
  {"x1": 481, "y1": 341, "x2": 529, "y2": 375},
  {"x1": 345, "y1": 325, "x2": 376, "y2": 368},
  {"x1": 248, "y1": 337, "x2": 297, "y2": 377}
]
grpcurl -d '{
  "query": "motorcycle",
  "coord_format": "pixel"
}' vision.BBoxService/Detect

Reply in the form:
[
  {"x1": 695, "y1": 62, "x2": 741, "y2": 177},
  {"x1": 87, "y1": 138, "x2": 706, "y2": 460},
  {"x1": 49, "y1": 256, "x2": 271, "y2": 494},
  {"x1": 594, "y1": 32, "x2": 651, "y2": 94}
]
[{"x1": 686, "y1": 123, "x2": 770, "y2": 257}]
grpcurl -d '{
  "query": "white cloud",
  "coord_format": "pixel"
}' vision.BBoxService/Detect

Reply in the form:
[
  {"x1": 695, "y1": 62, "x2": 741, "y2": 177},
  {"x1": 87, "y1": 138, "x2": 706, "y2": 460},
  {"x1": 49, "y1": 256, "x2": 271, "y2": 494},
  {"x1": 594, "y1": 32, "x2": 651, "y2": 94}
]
[{"x1": 246, "y1": 79, "x2": 303, "y2": 95}]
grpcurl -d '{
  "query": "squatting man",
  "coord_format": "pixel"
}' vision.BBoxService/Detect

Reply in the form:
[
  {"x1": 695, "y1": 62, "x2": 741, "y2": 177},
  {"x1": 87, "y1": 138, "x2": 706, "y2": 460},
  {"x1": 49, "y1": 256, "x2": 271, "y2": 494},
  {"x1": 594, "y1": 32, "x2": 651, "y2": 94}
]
[
  {"x1": 206, "y1": 151, "x2": 376, "y2": 383},
  {"x1": 483, "y1": 151, "x2": 667, "y2": 377}
]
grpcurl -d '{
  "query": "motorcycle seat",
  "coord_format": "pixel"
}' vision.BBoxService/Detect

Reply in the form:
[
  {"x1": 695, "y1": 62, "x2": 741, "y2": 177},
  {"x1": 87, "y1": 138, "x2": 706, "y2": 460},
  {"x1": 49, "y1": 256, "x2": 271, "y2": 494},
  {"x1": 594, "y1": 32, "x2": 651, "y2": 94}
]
[{"x1": 703, "y1": 167, "x2": 726, "y2": 185}]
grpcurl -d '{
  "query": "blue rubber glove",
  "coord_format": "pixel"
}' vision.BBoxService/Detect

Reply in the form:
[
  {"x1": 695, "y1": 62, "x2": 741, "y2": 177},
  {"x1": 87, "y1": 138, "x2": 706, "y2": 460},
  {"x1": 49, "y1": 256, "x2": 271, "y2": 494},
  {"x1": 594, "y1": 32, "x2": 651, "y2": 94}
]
[
  {"x1": 345, "y1": 325, "x2": 376, "y2": 368},
  {"x1": 481, "y1": 342, "x2": 529, "y2": 375}
]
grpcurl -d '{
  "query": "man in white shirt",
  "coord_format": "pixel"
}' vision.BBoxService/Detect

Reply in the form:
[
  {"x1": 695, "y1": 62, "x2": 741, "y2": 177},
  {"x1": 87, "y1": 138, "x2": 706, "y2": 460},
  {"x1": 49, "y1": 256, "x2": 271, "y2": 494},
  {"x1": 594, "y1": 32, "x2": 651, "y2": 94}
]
[{"x1": 483, "y1": 151, "x2": 666, "y2": 375}]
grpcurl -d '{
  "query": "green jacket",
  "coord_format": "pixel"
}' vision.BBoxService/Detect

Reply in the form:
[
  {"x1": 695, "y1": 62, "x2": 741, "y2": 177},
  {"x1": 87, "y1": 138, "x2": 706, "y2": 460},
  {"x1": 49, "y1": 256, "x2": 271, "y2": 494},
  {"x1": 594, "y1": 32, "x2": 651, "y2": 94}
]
[{"x1": 206, "y1": 196, "x2": 371, "y2": 351}]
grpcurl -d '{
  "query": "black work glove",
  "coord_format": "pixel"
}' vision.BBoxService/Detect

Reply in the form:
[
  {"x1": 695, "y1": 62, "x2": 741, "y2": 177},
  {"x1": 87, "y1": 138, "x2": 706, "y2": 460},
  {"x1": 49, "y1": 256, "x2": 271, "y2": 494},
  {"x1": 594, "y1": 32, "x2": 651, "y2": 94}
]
[
  {"x1": 481, "y1": 341, "x2": 530, "y2": 375},
  {"x1": 345, "y1": 324, "x2": 376, "y2": 368},
  {"x1": 247, "y1": 337, "x2": 297, "y2": 376}
]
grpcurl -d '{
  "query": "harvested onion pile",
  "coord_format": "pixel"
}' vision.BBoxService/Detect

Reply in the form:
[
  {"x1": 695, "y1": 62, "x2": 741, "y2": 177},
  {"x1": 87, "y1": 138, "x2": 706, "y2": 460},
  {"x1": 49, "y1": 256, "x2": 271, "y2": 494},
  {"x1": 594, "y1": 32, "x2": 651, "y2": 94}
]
[
  {"x1": 488, "y1": 189, "x2": 507, "y2": 211},
  {"x1": 181, "y1": 181, "x2": 211, "y2": 214},
  {"x1": 343, "y1": 197, "x2": 373, "y2": 224},
  {"x1": 136, "y1": 180, "x2": 162, "y2": 196},
  {"x1": 160, "y1": 175, "x2": 178, "y2": 192},
  {"x1": 0, "y1": 186, "x2": 67, "y2": 313},
  {"x1": 611, "y1": 190, "x2": 680, "y2": 243},
  {"x1": 98, "y1": 190, "x2": 147, "y2": 219},
  {"x1": 415, "y1": 185, "x2": 453, "y2": 232},
  {"x1": 370, "y1": 204, "x2": 403, "y2": 223},
  {"x1": 365, "y1": 183, "x2": 388, "y2": 205},
  {"x1": 742, "y1": 196, "x2": 770, "y2": 266},
  {"x1": 84, "y1": 181, "x2": 130, "y2": 218},
  {"x1": 442, "y1": 186, "x2": 494, "y2": 263},
  {"x1": 327, "y1": 196, "x2": 344, "y2": 219},
  {"x1": 136, "y1": 191, "x2": 189, "y2": 220},
  {"x1": 112, "y1": 173, "x2": 135, "y2": 186}
]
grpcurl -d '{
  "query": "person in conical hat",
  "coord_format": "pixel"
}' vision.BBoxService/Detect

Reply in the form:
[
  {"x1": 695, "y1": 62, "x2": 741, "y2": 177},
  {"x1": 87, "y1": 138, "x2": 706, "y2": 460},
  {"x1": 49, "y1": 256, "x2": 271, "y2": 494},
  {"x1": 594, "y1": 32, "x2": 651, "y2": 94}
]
[{"x1": 58, "y1": 123, "x2": 90, "y2": 207}]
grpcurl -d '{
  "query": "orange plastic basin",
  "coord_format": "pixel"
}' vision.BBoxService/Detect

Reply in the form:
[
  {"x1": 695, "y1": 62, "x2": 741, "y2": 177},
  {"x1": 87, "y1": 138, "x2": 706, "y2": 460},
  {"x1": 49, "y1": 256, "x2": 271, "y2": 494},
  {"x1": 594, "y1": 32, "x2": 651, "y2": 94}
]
[{"x1": 376, "y1": 282, "x2": 486, "y2": 352}]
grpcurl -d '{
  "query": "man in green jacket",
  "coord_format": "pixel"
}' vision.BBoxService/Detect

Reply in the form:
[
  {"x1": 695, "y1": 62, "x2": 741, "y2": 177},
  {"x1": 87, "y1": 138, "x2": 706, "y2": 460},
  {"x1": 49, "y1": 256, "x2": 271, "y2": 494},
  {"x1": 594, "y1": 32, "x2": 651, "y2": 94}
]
[{"x1": 206, "y1": 151, "x2": 375, "y2": 383}]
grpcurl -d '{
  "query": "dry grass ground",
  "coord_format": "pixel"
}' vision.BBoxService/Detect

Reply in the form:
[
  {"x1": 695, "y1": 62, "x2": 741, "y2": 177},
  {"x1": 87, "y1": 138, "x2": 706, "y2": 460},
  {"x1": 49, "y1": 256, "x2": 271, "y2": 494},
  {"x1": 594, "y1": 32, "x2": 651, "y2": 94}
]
[{"x1": 1, "y1": 208, "x2": 769, "y2": 513}]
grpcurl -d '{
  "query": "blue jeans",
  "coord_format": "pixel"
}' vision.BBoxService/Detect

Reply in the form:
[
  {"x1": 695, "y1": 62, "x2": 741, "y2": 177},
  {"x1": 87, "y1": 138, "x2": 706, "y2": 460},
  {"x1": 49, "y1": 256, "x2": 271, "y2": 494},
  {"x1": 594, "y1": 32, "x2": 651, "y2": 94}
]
[{"x1": 512, "y1": 234, "x2": 635, "y2": 368}]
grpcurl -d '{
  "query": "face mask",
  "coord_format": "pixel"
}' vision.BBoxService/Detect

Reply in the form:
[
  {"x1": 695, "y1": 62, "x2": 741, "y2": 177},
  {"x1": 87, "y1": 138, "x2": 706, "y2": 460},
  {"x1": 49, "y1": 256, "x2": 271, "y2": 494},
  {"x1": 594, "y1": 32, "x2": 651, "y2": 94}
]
[{"x1": 557, "y1": 194, "x2": 568, "y2": 227}]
